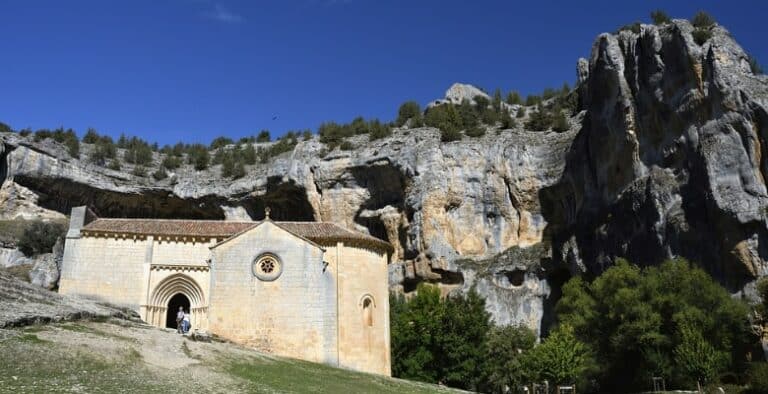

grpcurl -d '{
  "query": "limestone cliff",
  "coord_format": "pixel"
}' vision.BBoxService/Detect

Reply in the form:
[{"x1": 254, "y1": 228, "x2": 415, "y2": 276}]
[{"x1": 1, "y1": 19, "x2": 766, "y2": 334}]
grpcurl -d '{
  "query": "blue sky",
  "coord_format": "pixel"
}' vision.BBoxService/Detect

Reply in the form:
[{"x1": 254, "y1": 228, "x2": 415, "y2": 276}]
[{"x1": 1, "y1": 1, "x2": 766, "y2": 145}]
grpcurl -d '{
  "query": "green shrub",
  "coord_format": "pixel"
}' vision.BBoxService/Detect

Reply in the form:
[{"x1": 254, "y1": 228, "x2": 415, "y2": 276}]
[
  {"x1": 0, "y1": 121, "x2": 12, "y2": 133},
  {"x1": 161, "y1": 155, "x2": 181, "y2": 170},
  {"x1": 131, "y1": 165, "x2": 147, "y2": 177},
  {"x1": 425, "y1": 104, "x2": 463, "y2": 136},
  {"x1": 747, "y1": 363, "x2": 768, "y2": 394},
  {"x1": 465, "y1": 126, "x2": 485, "y2": 138},
  {"x1": 520, "y1": 324, "x2": 592, "y2": 387},
  {"x1": 256, "y1": 130, "x2": 271, "y2": 143},
  {"x1": 339, "y1": 141, "x2": 354, "y2": 151},
  {"x1": 241, "y1": 144, "x2": 257, "y2": 165},
  {"x1": 551, "y1": 109, "x2": 570, "y2": 132},
  {"x1": 209, "y1": 136, "x2": 233, "y2": 150},
  {"x1": 492, "y1": 89, "x2": 503, "y2": 112},
  {"x1": 525, "y1": 105, "x2": 553, "y2": 131},
  {"x1": 525, "y1": 95, "x2": 541, "y2": 106},
  {"x1": 396, "y1": 101, "x2": 422, "y2": 127},
  {"x1": 107, "y1": 159, "x2": 121, "y2": 171},
  {"x1": 440, "y1": 128, "x2": 462, "y2": 142},
  {"x1": 693, "y1": 28, "x2": 713, "y2": 45},
  {"x1": 651, "y1": 10, "x2": 671, "y2": 25},
  {"x1": 89, "y1": 137, "x2": 117, "y2": 165},
  {"x1": 318, "y1": 121, "x2": 354, "y2": 146},
  {"x1": 186, "y1": 144, "x2": 210, "y2": 170},
  {"x1": 152, "y1": 167, "x2": 168, "y2": 181},
  {"x1": 748, "y1": 54, "x2": 764, "y2": 75},
  {"x1": 457, "y1": 100, "x2": 479, "y2": 129},
  {"x1": 473, "y1": 95, "x2": 490, "y2": 109},
  {"x1": 302, "y1": 130, "x2": 313, "y2": 141},
  {"x1": 480, "y1": 108, "x2": 499, "y2": 125},
  {"x1": 691, "y1": 10, "x2": 716, "y2": 28},
  {"x1": 35, "y1": 128, "x2": 80, "y2": 158},
  {"x1": 81, "y1": 128, "x2": 100, "y2": 143},
  {"x1": 368, "y1": 119, "x2": 392, "y2": 141},
  {"x1": 500, "y1": 109, "x2": 516, "y2": 129},
  {"x1": 506, "y1": 91, "x2": 522, "y2": 105},
  {"x1": 122, "y1": 137, "x2": 153, "y2": 165},
  {"x1": 18, "y1": 221, "x2": 65, "y2": 256}
]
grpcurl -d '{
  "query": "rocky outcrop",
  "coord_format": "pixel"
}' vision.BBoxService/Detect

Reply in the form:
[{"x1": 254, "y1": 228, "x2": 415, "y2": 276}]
[
  {"x1": 542, "y1": 20, "x2": 768, "y2": 294},
  {"x1": 1, "y1": 19, "x2": 766, "y2": 333}
]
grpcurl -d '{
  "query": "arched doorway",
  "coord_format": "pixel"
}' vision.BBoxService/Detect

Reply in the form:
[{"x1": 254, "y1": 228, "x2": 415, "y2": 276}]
[
  {"x1": 145, "y1": 273, "x2": 208, "y2": 330},
  {"x1": 165, "y1": 293, "x2": 190, "y2": 328}
]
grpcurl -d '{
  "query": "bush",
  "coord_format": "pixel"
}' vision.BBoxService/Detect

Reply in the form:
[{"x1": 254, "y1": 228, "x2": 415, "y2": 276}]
[
  {"x1": 651, "y1": 10, "x2": 671, "y2": 25},
  {"x1": 0, "y1": 122, "x2": 12, "y2": 133},
  {"x1": 152, "y1": 167, "x2": 168, "y2": 181},
  {"x1": 18, "y1": 221, "x2": 65, "y2": 256},
  {"x1": 396, "y1": 101, "x2": 421, "y2": 127},
  {"x1": 89, "y1": 137, "x2": 117, "y2": 166},
  {"x1": 161, "y1": 155, "x2": 181, "y2": 170},
  {"x1": 551, "y1": 109, "x2": 570, "y2": 132},
  {"x1": 241, "y1": 144, "x2": 257, "y2": 165},
  {"x1": 302, "y1": 130, "x2": 313, "y2": 141},
  {"x1": 425, "y1": 104, "x2": 463, "y2": 136},
  {"x1": 748, "y1": 54, "x2": 764, "y2": 75},
  {"x1": 186, "y1": 144, "x2": 210, "y2": 170},
  {"x1": 747, "y1": 363, "x2": 768, "y2": 394},
  {"x1": 473, "y1": 95, "x2": 490, "y2": 109},
  {"x1": 131, "y1": 165, "x2": 147, "y2": 177},
  {"x1": 122, "y1": 137, "x2": 153, "y2": 165},
  {"x1": 465, "y1": 126, "x2": 485, "y2": 138},
  {"x1": 339, "y1": 141, "x2": 354, "y2": 151},
  {"x1": 81, "y1": 128, "x2": 100, "y2": 143},
  {"x1": 525, "y1": 105, "x2": 553, "y2": 131},
  {"x1": 525, "y1": 95, "x2": 541, "y2": 106},
  {"x1": 692, "y1": 10, "x2": 716, "y2": 28},
  {"x1": 693, "y1": 28, "x2": 713, "y2": 45},
  {"x1": 506, "y1": 91, "x2": 522, "y2": 105},
  {"x1": 500, "y1": 109, "x2": 516, "y2": 130},
  {"x1": 209, "y1": 136, "x2": 234, "y2": 150},
  {"x1": 441, "y1": 127, "x2": 462, "y2": 142},
  {"x1": 318, "y1": 121, "x2": 354, "y2": 147},
  {"x1": 492, "y1": 89, "x2": 503, "y2": 112},
  {"x1": 107, "y1": 159, "x2": 121, "y2": 171},
  {"x1": 368, "y1": 119, "x2": 392, "y2": 141},
  {"x1": 457, "y1": 100, "x2": 479, "y2": 129},
  {"x1": 35, "y1": 128, "x2": 80, "y2": 158},
  {"x1": 256, "y1": 130, "x2": 271, "y2": 143}
]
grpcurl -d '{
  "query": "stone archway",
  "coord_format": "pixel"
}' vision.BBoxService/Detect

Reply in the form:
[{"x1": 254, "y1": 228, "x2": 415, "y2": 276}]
[
  {"x1": 145, "y1": 273, "x2": 207, "y2": 330},
  {"x1": 165, "y1": 293, "x2": 190, "y2": 329}
]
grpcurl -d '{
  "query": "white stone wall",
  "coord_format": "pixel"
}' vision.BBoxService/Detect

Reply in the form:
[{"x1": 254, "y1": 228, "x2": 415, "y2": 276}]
[
  {"x1": 330, "y1": 243, "x2": 391, "y2": 375},
  {"x1": 60, "y1": 235, "x2": 148, "y2": 307},
  {"x1": 208, "y1": 222, "x2": 338, "y2": 365}
]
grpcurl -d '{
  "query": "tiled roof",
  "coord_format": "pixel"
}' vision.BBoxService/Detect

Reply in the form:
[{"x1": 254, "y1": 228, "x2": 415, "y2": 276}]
[{"x1": 81, "y1": 219, "x2": 392, "y2": 253}]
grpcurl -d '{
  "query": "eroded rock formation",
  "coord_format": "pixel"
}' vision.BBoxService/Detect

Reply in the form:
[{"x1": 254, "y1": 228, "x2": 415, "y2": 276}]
[{"x1": 1, "y1": 19, "x2": 766, "y2": 334}]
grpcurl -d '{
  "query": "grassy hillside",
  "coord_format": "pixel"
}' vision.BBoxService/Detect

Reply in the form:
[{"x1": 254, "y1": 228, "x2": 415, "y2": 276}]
[{"x1": 0, "y1": 320, "x2": 460, "y2": 393}]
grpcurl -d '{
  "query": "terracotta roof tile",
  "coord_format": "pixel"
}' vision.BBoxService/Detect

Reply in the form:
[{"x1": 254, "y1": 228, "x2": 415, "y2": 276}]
[{"x1": 81, "y1": 219, "x2": 393, "y2": 253}]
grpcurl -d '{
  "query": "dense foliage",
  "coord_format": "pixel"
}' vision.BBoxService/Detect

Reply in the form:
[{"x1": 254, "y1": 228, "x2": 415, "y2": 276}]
[
  {"x1": 556, "y1": 258, "x2": 752, "y2": 391},
  {"x1": 33, "y1": 128, "x2": 80, "y2": 158},
  {"x1": 651, "y1": 10, "x2": 671, "y2": 25},
  {"x1": 18, "y1": 221, "x2": 65, "y2": 257}
]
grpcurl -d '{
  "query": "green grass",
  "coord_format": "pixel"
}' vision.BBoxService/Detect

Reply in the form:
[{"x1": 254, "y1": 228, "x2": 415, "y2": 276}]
[
  {"x1": 0, "y1": 337, "x2": 174, "y2": 393},
  {"x1": 225, "y1": 356, "x2": 457, "y2": 394},
  {"x1": 58, "y1": 322, "x2": 136, "y2": 342}
]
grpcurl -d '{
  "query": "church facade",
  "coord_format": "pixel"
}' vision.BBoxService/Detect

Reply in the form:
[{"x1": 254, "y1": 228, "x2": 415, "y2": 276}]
[{"x1": 59, "y1": 206, "x2": 392, "y2": 376}]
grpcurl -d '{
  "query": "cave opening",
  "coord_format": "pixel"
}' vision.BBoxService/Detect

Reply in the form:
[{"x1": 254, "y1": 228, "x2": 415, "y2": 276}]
[
  {"x1": 503, "y1": 269, "x2": 526, "y2": 287},
  {"x1": 241, "y1": 177, "x2": 316, "y2": 221}
]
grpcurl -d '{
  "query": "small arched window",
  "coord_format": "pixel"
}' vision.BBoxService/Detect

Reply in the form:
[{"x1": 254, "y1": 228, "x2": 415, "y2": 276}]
[{"x1": 361, "y1": 296, "x2": 374, "y2": 327}]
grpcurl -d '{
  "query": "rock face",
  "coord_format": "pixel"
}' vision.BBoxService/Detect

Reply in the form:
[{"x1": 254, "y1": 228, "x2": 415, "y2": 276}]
[
  {"x1": 1, "y1": 19, "x2": 766, "y2": 334},
  {"x1": 542, "y1": 21, "x2": 768, "y2": 294}
]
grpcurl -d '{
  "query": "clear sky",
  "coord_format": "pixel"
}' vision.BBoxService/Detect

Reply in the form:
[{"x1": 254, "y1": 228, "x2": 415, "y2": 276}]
[{"x1": 1, "y1": 0, "x2": 766, "y2": 146}]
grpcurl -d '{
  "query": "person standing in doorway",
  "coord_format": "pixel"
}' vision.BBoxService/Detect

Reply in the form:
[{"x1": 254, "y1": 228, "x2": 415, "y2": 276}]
[
  {"x1": 176, "y1": 306, "x2": 184, "y2": 334},
  {"x1": 182, "y1": 311, "x2": 191, "y2": 334}
]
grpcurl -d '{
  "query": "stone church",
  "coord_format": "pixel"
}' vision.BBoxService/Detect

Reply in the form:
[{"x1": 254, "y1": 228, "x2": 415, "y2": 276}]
[{"x1": 59, "y1": 206, "x2": 392, "y2": 375}]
